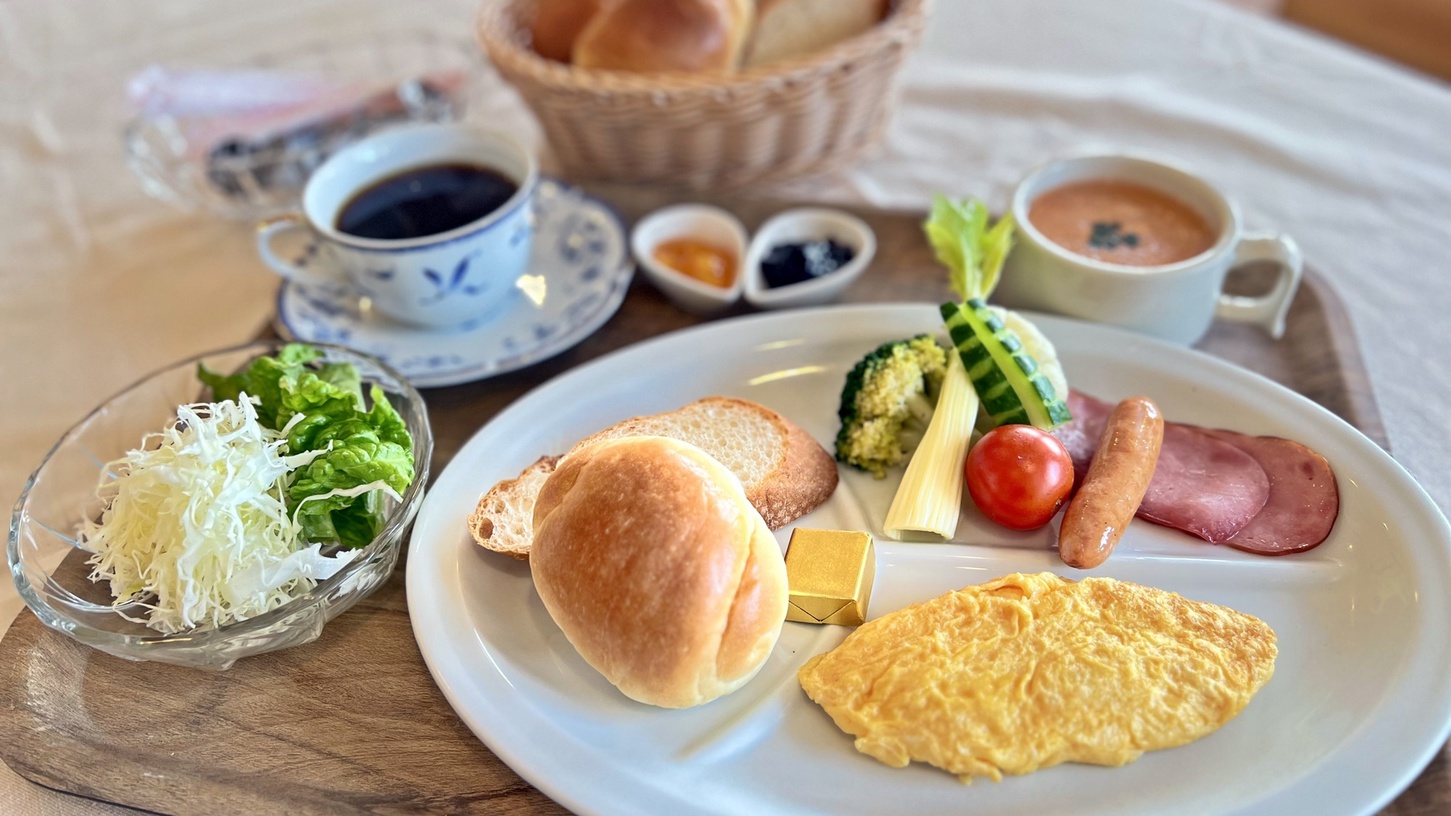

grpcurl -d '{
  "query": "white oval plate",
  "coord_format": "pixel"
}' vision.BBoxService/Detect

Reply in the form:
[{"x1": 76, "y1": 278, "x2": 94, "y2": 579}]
[
  {"x1": 275, "y1": 178, "x2": 631, "y2": 388},
  {"x1": 406, "y1": 304, "x2": 1451, "y2": 816}
]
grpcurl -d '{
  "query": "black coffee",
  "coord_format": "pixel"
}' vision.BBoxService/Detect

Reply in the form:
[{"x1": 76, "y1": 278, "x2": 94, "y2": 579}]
[{"x1": 336, "y1": 163, "x2": 518, "y2": 241}]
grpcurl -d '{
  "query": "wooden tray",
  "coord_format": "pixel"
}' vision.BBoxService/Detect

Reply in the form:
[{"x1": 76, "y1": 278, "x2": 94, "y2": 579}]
[{"x1": 1, "y1": 191, "x2": 1427, "y2": 816}]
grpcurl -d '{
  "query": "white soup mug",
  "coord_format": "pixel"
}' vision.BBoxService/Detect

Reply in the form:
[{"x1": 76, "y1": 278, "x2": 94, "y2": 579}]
[{"x1": 995, "y1": 154, "x2": 1302, "y2": 346}]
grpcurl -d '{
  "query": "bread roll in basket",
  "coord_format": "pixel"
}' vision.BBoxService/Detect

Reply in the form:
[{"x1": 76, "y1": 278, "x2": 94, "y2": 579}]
[{"x1": 475, "y1": 0, "x2": 929, "y2": 186}]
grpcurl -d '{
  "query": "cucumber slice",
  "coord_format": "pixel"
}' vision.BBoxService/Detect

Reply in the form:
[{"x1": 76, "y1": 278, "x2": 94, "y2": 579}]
[{"x1": 941, "y1": 299, "x2": 1072, "y2": 429}]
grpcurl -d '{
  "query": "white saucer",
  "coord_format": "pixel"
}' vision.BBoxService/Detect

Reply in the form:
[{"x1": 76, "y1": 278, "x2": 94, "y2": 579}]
[{"x1": 275, "y1": 178, "x2": 632, "y2": 388}]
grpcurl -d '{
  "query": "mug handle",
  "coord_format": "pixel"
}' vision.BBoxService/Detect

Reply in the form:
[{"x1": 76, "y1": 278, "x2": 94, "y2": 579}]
[
  {"x1": 1215, "y1": 231, "x2": 1303, "y2": 340},
  {"x1": 256, "y1": 213, "x2": 347, "y2": 286}
]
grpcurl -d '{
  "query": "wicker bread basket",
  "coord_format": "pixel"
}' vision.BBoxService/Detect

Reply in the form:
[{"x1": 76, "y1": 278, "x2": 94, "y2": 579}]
[{"x1": 476, "y1": 0, "x2": 929, "y2": 187}]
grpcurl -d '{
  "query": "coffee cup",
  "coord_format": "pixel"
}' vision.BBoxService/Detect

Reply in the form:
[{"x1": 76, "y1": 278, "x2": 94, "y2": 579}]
[
  {"x1": 995, "y1": 154, "x2": 1302, "y2": 346},
  {"x1": 257, "y1": 123, "x2": 538, "y2": 329}
]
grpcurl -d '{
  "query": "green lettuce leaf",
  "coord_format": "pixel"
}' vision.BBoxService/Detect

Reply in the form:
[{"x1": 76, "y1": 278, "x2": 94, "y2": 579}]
[
  {"x1": 199, "y1": 343, "x2": 327, "y2": 429},
  {"x1": 279, "y1": 372, "x2": 366, "y2": 451},
  {"x1": 923, "y1": 196, "x2": 1016, "y2": 302},
  {"x1": 285, "y1": 385, "x2": 415, "y2": 549}
]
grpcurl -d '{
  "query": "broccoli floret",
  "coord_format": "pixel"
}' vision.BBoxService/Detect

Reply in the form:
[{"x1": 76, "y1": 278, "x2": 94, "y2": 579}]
[{"x1": 835, "y1": 334, "x2": 949, "y2": 477}]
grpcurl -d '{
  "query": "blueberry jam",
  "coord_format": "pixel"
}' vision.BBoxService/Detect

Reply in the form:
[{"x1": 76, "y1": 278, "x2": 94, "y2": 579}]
[{"x1": 760, "y1": 239, "x2": 856, "y2": 289}]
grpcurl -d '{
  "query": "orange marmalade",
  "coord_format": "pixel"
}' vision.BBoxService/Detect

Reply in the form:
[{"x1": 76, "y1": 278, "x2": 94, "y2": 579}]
[{"x1": 653, "y1": 238, "x2": 737, "y2": 288}]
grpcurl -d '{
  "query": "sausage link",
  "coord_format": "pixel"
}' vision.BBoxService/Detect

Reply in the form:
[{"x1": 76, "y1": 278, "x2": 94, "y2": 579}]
[{"x1": 1058, "y1": 396, "x2": 1164, "y2": 569}]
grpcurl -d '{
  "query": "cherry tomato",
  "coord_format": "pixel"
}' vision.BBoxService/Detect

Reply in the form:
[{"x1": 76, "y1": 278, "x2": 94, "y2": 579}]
[{"x1": 965, "y1": 425, "x2": 1075, "y2": 531}]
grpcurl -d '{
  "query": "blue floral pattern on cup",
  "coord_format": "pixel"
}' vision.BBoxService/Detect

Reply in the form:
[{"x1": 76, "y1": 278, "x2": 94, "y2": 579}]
[{"x1": 417, "y1": 251, "x2": 492, "y2": 304}]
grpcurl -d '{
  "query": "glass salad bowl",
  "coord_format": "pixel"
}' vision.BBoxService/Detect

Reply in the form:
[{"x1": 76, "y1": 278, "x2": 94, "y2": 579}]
[{"x1": 6, "y1": 342, "x2": 432, "y2": 670}]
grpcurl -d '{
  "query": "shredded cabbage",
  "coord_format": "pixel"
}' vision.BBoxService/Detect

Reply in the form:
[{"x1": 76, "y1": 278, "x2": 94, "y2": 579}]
[{"x1": 78, "y1": 395, "x2": 365, "y2": 634}]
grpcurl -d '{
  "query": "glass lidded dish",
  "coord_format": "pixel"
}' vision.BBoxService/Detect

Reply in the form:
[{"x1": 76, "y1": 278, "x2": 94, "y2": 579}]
[
  {"x1": 6, "y1": 342, "x2": 432, "y2": 670},
  {"x1": 124, "y1": 29, "x2": 485, "y2": 221}
]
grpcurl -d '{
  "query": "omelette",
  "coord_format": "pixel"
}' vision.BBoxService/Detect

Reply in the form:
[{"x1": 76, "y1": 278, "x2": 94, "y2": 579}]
[{"x1": 797, "y1": 572, "x2": 1276, "y2": 782}]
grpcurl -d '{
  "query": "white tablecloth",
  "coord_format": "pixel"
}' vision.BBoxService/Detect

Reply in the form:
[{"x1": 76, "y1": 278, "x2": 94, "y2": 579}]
[{"x1": 4, "y1": 0, "x2": 1450, "y2": 812}]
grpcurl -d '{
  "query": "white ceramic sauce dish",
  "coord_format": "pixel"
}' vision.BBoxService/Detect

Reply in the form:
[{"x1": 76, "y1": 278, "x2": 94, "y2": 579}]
[
  {"x1": 631, "y1": 204, "x2": 748, "y2": 315},
  {"x1": 744, "y1": 208, "x2": 875, "y2": 309}
]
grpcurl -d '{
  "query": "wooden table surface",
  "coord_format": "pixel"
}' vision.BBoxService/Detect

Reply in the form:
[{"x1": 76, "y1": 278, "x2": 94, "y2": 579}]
[{"x1": 1, "y1": 188, "x2": 1443, "y2": 816}]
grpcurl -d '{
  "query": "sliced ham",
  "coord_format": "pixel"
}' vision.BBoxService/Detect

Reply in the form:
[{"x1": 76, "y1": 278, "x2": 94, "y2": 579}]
[
  {"x1": 1137, "y1": 425, "x2": 1273, "y2": 543},
  {"x1": 1199, "y1": 429, "x2": 1340, "y2": 555},
  {"x1": 1055, "y1": 391, "x2": 1271, "y2": 544}
]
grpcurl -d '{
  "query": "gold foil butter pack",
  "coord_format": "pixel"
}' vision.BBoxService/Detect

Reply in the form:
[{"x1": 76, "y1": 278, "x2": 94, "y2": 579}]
[{"x1": 784, "y1": 528, "x2": 875, "y2": 626}]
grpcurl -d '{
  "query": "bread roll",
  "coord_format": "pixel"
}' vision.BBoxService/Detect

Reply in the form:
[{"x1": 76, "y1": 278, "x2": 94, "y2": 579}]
[
  {"x1": 531, "y1": 436, "x2": 787, "y2": 708},
  {"x1": 530, "y1": 0, "x2": 611, "y2": 63},
  {"x1": 573, "y1": 0, "x2": 754, "y2": 73},
  {"x1": 745, "y1": 0, "x2": 889, "y2": 68}
]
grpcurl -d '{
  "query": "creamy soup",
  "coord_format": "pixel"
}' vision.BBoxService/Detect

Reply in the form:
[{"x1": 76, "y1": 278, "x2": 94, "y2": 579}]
[{"x1": 1028, "y1": 180, "x2": 1216, "y2": 267}]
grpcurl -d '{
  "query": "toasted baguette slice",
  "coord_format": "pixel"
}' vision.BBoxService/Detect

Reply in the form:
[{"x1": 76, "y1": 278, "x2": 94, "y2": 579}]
[
  {"x1": 467, "y1": 455, "x2": 561, "y2": 560},
  {"x1": 570, "y1": 397, "x2": 837, "y2": 528},
  {"x1": 468, "y1": 397, "x2": 838, "y2": 558}
]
